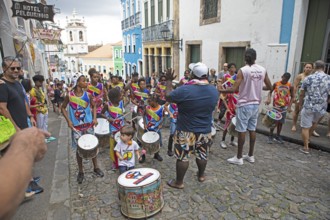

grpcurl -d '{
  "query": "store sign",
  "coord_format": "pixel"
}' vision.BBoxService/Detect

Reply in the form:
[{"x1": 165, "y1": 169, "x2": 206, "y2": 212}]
[
  {"x1": 11, "y1": 0, "x2": 55, "y2": 22},
  {"x1": 33, "y1": 29, "x2": 61, "y2": 44}
]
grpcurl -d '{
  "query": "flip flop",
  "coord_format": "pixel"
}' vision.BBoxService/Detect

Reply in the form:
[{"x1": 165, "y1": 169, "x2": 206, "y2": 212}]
[
  {"x1": 48, "y1": 136, "x2": 57, "y2": 141},
  {"x1": 167, "y1": 179, "x2": 184, "y2": 189}
]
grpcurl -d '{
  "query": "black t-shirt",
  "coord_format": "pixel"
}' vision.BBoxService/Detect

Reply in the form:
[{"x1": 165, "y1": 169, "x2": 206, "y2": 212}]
[
  {"x1": 54, "y1": 89, "x2": 64, "y2": 103},
  {"x1": 0, "y1": 79, "x2": 28, "y2": 129}
]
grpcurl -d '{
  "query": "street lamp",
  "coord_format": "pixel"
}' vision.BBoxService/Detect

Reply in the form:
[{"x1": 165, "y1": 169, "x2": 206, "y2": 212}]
[{"x1": 161, "y1": 24, "x2": 183, "y2": 51}]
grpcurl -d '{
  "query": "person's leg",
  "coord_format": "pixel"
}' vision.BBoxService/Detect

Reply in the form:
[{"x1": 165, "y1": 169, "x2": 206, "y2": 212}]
[
  {"x1": 195, "y1": 133, "x2": 210, "y2": 182},
  {"x1": 36, "y1": 113, "x2": 43, "y2": 129},
  {"x1": 109, "y1": 137, "x2": 118, "y2": 168},
  {"x1": 300, "y1": 108, "x2": 313, "y2": 152},
  {"x1": 118, "y1": 166, "x2": 126, "y2": 174},
  {"x1": 175, "y1": 160, "x2": 189, "y2": 185},
  {"x1": 276, "y1": 123, "x2": 283, "y2": 137},
  {"x1": 292, "y1": 104, "x2": 300, "y2": 131},
  {"x1": 301, "y1": 128, "x2": 310, "y2": 151},
  {"x1": 76, "y1": 151, "x2": 83, "y2": 173},
  {"x1": 167, "y1": 135, "x2": 174, "y2": 155},
  {"x1": 248, "y1": 131, "x2": 256, "y2": 157},
  {"x1": 328, "y1": 113, "x2": 330, "y2": 137},
  {"x1": 92, "y1": 157, "x2": 104, "y2": 177},
  {"x1": 237, "y1": 131, "x2": 246, "y2": 159}
]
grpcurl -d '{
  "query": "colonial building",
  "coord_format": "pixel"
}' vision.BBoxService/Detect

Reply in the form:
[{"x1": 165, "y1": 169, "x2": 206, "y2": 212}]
[
  {"x1": 112, "y1": 41, "x2": 124, "y2": 76},
  {"x1": 121, "y1": 0, "x2": 143, "y2": 78},
  {"x1": 64, "y1": 9, "x2": 88, "y2": 73},
  {"x1": 179, "y1": 0, "x2": 330, "y2": 79},
  {"x1": 80, "y1": 43, "x2": 114, "y2": 79},
  {"x1": 0, "y1": 0, "x2": 49, "y2": 78},
  {"x1": 142, "y1": 0, "x2": 180, "y2": 78}
]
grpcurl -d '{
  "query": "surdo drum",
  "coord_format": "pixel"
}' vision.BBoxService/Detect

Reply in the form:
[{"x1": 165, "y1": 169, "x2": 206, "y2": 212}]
[
  {"x1": 141, "y1": 132, "x2": 160, "y2": 155},
  {"x1": 114, "y1": 131, "x2": 121, "y2": 143},
  {"x1": 117, "y1": 168, "x2": 164, "y2": 219},
  {"x1": 136, "y1": 118, "x2": 145, "y2": 141},
  {"x1": 227, "y1": 117, "x2": 238, "y2": 137},
  {"x1": 77, "y1": 134, "x2": 99, "y2": 159},
  {"x1": 94, "y1": 118, "x2": 110, "y2": 136}
]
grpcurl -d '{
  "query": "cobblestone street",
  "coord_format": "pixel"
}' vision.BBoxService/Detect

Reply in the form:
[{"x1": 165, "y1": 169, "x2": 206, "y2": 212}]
[{"x1": 68, "y1": 124, "x2": 330, "y2": 220}]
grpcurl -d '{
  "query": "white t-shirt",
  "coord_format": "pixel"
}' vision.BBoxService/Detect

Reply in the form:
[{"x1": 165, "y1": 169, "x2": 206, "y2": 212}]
[{"x1": 114, "y1": 140, "x2": 140, "y2": 167}]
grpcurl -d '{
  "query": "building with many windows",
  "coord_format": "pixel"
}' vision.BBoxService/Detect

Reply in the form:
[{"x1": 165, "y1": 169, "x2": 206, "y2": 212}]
[
  {"x1": 112, "y1": 42, "x2": 124, "y2": 76},
  {"x1": 121, "y1": 0, "x2": 143, "y2": 79},
  {"x1": 142, "y1": 0, "x2": 180, "y2": 78}
]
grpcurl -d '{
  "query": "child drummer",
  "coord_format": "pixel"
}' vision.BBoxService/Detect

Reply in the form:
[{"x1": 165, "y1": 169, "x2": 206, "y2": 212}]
[
  {"x1": 101, "y1": 88, "x2": 126, "y2": 171},
  {"x1": 115, "y1": 125, "x2": 141, "y2": 174},
  {"x1": 61, "y1": 75, "x2": 104, "y2": 184},
  {"x1": 265, "y1": 72, "x2": 293, "y2": 144},
  {"x1": 140, "y1": 94, "x2": 164, "y2": 163}
]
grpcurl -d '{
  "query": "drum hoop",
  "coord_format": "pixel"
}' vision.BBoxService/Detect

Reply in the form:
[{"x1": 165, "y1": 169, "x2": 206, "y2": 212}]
[
  {"x1": 117, "y1": 168, "x2": 160, "y2": 186},
  {"x1": 78, "y1": 134, "x2": 98, "y2": 149},
  {"x1": 142, "y1": 132, "x2": 160, "y2": 143},
  {"x1": 266, "y1": 109, "x2": 282, "y2": 120}
]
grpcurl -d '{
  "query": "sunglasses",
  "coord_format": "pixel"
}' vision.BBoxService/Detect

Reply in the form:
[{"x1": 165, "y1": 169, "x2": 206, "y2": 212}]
[{"x1": 10, "y1": 67, "x2": 21, "y2": 71}]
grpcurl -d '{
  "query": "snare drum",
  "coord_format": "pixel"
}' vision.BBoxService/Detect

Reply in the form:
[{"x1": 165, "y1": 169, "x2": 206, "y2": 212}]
[
  {"x1": 227, "y1": 117, "x2": 238, "y2": 137},
  {"x1": 77, "y1": 134, "x2": 99, "y2": 159},
  {"x1": 94, "y1": 118, "x2": 110, "y2": 136},
  {"x1": 141, "y1": 131, "x2": 160, "y2": 155},
  {"x1": 117, "y1": 168, "x2": 164, "y2": 219},
  {"x1": 262, "y1": 109, "x2": 282, "y2": 128},
  {"x1": 136, "y1": 118, "x2": 144, "y2": 141}
]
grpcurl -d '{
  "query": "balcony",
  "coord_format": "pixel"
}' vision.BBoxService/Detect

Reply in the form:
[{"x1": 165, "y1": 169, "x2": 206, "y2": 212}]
[
  {"x1": 121, "y1": 12, "x2": 141, "y2": 30},
  {"x1": 142, "y1": 20, "x2": 173, "y2": 43}
]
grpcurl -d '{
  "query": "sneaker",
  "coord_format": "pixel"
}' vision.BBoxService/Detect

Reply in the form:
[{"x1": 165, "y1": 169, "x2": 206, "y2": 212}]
[
  {"x1": 312, "y1": 131, "x2": 320, "y2": 137},
  {"x1": 299, "y1": 148, "x2": 310, "y2": 154},
  {"x1": 167, "y1": 150, "x2": 174, "y2": 157},
  {"x1": 227, "y1": 156, "x2": 243, "y2": 165},
  {"x1": 77, "y1": 172, "x2": 84, "y2": 184},
  {"x1": 94, "y1": 168, "x2": 104, "y2": 177},
  {"x1": 33, "y1": 176, "x2": 41, "y2": 183},
  {"x1": 220, "y1": 141, "x2": 228, "y2": 149},
  {"x1": 154, "y1": 153, "x2": 163, "y2": 161},
  {"x1": 26, "y1": 181, "x2": 44, "y2": 194},
  {"x1": 243, "y1": 155, "x2": 255, "y2": 163},
  {"x1": 267, "y1": 136, "x2": 274, "y2": 144},
  {"x1": 230, "y1": 141, "x2": 238, "y2": 147},
  {"x1": 274, "y1": 136, "x2": 284, "y2": 144},
  {"x1": 111, "y1": 163, "x2": 117, "y2": 171}
]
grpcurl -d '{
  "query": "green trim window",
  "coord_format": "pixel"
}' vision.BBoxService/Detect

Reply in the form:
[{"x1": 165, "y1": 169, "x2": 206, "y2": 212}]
[
  {"x1": 151, "y1": 0, "x2": 155, "y2": 25},
  {"x1": 158, "y1": 0, "x2": 163, "y2": 23},
  {"x1": 144, "y1": 2, "x2": 148, "y2": 27},
  {"x1": 166, "y1": 0, "x2": 170, "y2": 19}
]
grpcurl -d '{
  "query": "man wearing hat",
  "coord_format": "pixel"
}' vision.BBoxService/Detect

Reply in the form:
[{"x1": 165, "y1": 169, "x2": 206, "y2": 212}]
[{"x1": 164, "y1": 63, "x2": 218, "y2": 189}]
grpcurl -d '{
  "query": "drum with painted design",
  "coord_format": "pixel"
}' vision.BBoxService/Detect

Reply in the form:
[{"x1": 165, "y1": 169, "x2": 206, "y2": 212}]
[
  {"x1": 115, "y1": 132, "x2": 121, "y2": 143},
  {"x1": 117, "y1": 168, "x2": 164, "y2": 219},
  {"x1": 262, "y1": 109, "x2": 282, "y2": 128},
  {"x1": 77, "y1": 134, "x2": 99, "y2": 159},
  {"x1": 136, "y1": 118, "x2": 145, "y2": 141}
]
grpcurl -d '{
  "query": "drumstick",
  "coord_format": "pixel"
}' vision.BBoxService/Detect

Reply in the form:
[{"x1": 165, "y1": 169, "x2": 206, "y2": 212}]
[{"x1": 72, "y1": 128, "x2": 82, "y2": 137}]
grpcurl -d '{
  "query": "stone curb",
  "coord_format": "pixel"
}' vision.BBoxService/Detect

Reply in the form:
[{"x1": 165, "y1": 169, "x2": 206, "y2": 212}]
[
  {"x1": 256, "y1": 127, "x2": 330, "y2": 153},
  {"x1": 47, "y1": 118, "x2": 71, "y2": 220}
]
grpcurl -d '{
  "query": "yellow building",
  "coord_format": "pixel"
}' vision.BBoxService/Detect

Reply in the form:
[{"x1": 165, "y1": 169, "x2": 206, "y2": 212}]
[
  {"x1": 142, "y1": 0, "x2": 180, "y2": 78},
  {"x1": 80, "y1": 43, "x2": 115, "y2": 79}
]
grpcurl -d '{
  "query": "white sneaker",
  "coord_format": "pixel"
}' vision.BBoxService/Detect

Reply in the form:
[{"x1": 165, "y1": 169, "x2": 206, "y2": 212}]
[
  {"x1": 220, "y1": 141, "x2": 228, "y2": 149},
  {"x1": 227, "y1": 156, "x2": 243, "y2": 165},
  {"x1": 230, "y1": 141, "x2": 238, "y2": 147},
  {"x1": 243, "y1": 155, "x2": 255, "y2": 163}
]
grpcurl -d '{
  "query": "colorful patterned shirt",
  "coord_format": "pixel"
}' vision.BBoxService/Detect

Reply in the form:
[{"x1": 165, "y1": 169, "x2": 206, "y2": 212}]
[
  {"x1": 145, "y1": 105, "x2": 164, "y2": 131},
  {"x1": 107, "y1": 101, "x2": 125, "y2": 135},
  {"x1": 273, "y1": 81, "x2": 291, "y2": 107},
  {"x1": 87, "y1": 82, "x2": 104, "y2": 114},
  {"x1": 69, "y1": 91, "x2": 93, "y2": 131},
  {"x1": 301, "y1": 71, "x2": 330, "y2": 114}
]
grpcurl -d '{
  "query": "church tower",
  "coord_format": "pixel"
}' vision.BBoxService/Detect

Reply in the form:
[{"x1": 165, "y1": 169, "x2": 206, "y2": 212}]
[{"x1": 65, "y1": 9, "x2": 88, "y2": 72}]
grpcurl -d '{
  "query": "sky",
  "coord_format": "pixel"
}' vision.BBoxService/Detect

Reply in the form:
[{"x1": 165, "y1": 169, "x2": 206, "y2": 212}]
[{"x1": 47, "y1": 0, "x2": 123, "y2": 45}]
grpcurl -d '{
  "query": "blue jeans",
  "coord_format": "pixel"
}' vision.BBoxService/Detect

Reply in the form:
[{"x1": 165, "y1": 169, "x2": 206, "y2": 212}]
[
  {"x1": 169, "y1": 121, "x2": 177, "y2": 135},
  {"x1": 236, "y1": 104, "x2": 259, "y2": 132},
  {"x1": 119, "y1": 166, "x2": 135, "y2": 174}
]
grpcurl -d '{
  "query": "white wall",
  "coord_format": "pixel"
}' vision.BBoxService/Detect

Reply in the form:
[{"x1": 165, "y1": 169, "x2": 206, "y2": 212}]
[{"x1": 179, "y1": 0, "x2": 283, "y2": 77}]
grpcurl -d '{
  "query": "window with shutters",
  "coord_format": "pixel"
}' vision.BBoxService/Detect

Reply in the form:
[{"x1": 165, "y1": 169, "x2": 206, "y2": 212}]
[
  {"x1": 151, "y1": 0, "x2": 155, "y2": 25},
  {"x1": 158, "y1": 0, "x2": 163, "y2": 23},
  {"x1": 200, "y1": 0, "x2": 221, "y2": 26}
]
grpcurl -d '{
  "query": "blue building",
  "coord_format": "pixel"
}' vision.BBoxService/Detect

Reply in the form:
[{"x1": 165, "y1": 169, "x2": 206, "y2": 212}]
[{"x1": 121, "y1": 0, "x2": 143, "y2": 79}]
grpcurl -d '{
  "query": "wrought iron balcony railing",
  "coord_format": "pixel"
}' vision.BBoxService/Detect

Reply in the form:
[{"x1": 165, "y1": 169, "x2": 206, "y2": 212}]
[
  {"x1": 121, "y1": 12, "x2": 141, "y2": 30},
  {"x1": 142, "y1": 20, "x2": 173, "y2": 42}
]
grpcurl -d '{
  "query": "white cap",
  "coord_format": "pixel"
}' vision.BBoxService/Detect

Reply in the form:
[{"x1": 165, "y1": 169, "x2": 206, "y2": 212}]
[
  {"x1": 50, "y1": 82, "x2": 54, "y2": 85},
  {"x1": 189, "y1": 62, "x2": 208, "y2": 78}
]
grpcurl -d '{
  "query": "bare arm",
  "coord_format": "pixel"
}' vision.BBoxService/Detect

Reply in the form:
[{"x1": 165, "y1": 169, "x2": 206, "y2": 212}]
[
  {"x1": 265, "y1": 83, "x2": 276, "y2": 105},
  {"x1": 0, "y1": 103, "x2": 20, "y2": 131},
  {"x1": 263, "y1": 72, "x2": 272, "y2": 91},
  {"x1": 299, "y1": 89, "x2": 305, "y2": 110},
  {"x1": 0, "y1": 127, "x2": 48, "y2": 219},
  {"x1": 292, "y1": 74, "x2": 301, "y2": 103},
  {"x1": 61, "y1": 94, "x2": 74, "y2": 130},
  {"x1": 88, "y1": 93, "x2": 97, "y2": 125}
]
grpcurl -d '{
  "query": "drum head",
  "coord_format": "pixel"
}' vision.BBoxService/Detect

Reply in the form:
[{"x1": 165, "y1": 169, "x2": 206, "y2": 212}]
[
  {"x1": 78, "y1": 134, "x2": 98, "y2": 149},
  {"x1": 94, "y1": 118, "x2": 109, "y2": 135},
  {"x1": 231, "y1": 117, "x2": 237, "y2": 125},
  {"x1": 138, "y1": 118, "x2": 144, "y2": 128},
  {"x1": 118, "y1": 168, "x2": 160, "y2": 187},
  {"x1": 134, "y1": 106, "x2": 138, "y2": 113},
  {"x1": 267, "y1": 110, "x2": 282, "y2": 120},
  {"x1": 114, "y1": 132, "x2": 121, "y2": 143},
  {"x1": 142, "y1": 132, "x2": 159, "y2": 143}
]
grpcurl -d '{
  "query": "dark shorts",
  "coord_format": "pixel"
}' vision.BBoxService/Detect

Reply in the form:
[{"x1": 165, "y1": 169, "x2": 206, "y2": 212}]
[{"x1": 173, "y1": 130, "x2": 212, "y2": 162}]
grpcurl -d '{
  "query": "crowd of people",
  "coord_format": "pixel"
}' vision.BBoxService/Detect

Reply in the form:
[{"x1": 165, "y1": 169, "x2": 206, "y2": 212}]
[{"x1": 0, "y1": 49, "x2": 330, "y2": 218}]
